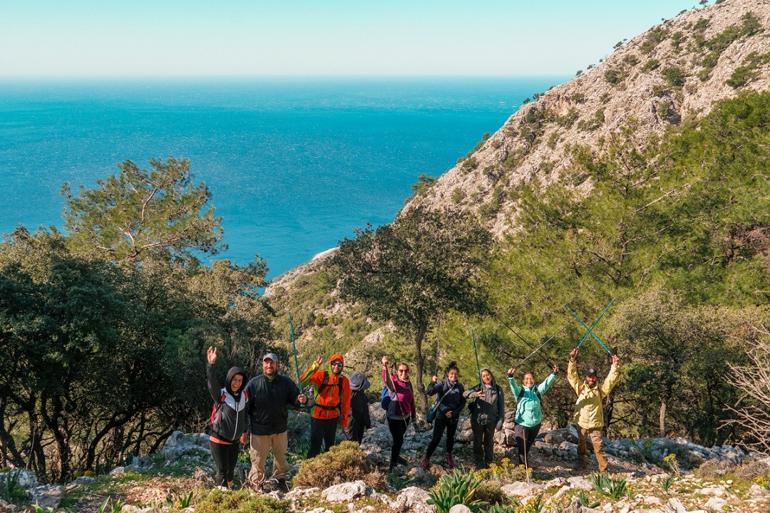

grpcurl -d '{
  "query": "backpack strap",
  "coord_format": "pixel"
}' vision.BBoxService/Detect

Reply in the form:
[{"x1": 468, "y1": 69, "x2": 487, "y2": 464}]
[{"x1": 518, "y1": 387, "x2": 541, "y2": 401}]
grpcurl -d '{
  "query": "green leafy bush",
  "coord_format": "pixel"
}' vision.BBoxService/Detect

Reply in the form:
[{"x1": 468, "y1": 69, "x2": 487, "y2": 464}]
[{"x1": 194, "y1": 489, "x2": 289, "y2": 513}]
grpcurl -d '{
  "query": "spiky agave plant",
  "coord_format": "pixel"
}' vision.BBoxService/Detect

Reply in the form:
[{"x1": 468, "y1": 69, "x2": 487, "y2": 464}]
[{"x1": 427, "y1": 470, "x2": 487, "y2": 513}]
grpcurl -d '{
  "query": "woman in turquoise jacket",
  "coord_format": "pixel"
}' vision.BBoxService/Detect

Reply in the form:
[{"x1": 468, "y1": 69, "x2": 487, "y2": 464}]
[{"x1": 506, "y1": 364, "x2": 559, "y2": 466}]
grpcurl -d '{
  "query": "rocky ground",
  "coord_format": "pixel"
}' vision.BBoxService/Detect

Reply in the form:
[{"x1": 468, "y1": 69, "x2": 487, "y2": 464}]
[{"x1": 1, "y1": 405, "x2": 768, "y2": 513}]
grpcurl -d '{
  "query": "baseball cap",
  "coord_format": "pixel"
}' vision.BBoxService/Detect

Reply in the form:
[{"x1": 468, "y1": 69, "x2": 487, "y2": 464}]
[
  {"x1": 586, "y1": 368, "x2": 597, "y2": 377},
  {"x1": 262, "y1": 352, "x2": 279, "y2": 362}
]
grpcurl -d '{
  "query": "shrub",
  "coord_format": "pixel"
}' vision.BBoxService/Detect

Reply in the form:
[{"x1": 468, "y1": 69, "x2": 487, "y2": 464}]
[
  {"x1": 428, "y1": 470, "x2": 486, "y2": 513},
  {"x1": 294, "y1": 441, "x2": 380, "y2": 488},
  {"x1": 734, "y1": 460, "x2": 770, "y2": 481},
  {"x1": 194, "y1": 489, "x2": 289, "y2": 513},
  {"x1": 662, "y1": 66, "x2": 686, "y2": 87},
  {"x1": 474, "y1": 457, "x2": 529, "y2": 482},
  {"x1": 694, "y1": 458, "x2": 735, "y2": 479},
  {"x1": 462, "y1": 157, "x2": 479, "y2": 173},
  {"x1": 642, "y1": 59, "x2": 660, "y2": 72},
  {"x1": 604, "y1": 68, "x2": 623, "y2": 85},
  {"x1": 474, "y1": 481, "x2": 508, "y2": 506},
  {"x1": 726, "y1": 52, "x2": 770, "y2": 88}
]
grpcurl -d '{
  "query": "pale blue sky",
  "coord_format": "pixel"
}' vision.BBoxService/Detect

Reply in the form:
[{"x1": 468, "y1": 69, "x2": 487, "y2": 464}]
[{"x1": 1, "y1": 0, "x2": 700, "y2": 77}]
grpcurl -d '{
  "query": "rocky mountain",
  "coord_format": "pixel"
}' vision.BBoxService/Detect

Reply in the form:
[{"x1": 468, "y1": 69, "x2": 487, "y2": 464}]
[
  {"x1": 407, "y1": 0, "x2": 770, "y2": 237},
  {"x1": 266, "y1": 0, "x2": 770, "y2": 357}
]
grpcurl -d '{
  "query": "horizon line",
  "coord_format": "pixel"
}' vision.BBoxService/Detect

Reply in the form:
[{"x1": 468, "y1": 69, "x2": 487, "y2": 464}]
[{"x1": 0, "y1": 73, "x2": 572, "y2": 81}]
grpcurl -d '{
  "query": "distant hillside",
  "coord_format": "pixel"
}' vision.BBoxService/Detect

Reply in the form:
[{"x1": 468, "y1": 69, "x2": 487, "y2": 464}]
[{"x1": 266, "y1": 0, "x2": 770, "y2": 364}]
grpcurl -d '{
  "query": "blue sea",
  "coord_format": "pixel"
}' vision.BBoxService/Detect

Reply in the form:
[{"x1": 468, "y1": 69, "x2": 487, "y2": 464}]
[{"x1": 0, "y1": 77, "x2": 562, "y2": 277}]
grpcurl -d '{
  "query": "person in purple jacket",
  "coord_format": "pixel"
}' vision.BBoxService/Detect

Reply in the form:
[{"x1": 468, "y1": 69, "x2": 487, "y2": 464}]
[{"x1": 381, "y1": 355, "x2": 417, "y2": 471}]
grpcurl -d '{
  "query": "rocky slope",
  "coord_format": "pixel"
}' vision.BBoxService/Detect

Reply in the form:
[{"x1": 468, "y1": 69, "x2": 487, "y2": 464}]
[
  {"x1": 266, "y1": 0, "x2": 770, "y2": 353},
  {"x1": 407, "y1": 0, "x2": 770, "y2": 237}
]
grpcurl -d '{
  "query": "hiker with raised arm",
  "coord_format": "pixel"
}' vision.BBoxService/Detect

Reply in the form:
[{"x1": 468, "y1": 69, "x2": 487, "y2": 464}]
[
  {"x1": 347, "y1": 372, "x2": 372, "y2": 444},
  {"x1": 507, "y1": 364, "x2": 559, "y2": 467},
  {"x1": 464, "y1": 367, "x2": 505, "y2": 469},
  {"x1": 421, "y1": 361, "x2": 465, "y2": 470},
  {"x1": 381, "y1": 355, "x2": 417, "y2": 471},
  {"x1": 244, "y1": 352, "x2": 307, "y2": 492},
  {"x1": 567, "y1": 347, "x2": 621, "y2": 473},
  {"x1": 205, "y1": 346, "x2": 249, "y2": 490},
  {"x1": 300, "y1": 353, "x2": 352, "y2": 457}
]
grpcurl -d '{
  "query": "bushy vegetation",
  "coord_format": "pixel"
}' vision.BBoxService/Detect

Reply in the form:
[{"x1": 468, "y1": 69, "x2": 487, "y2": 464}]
[
  {"x1": 0, "y1": 159, "x2": 276, "y2": 482},
  {"x1": 194, "y1": 489, "x2": 290, "y2": 513},
  {"x1": 428, "y1": 92, "x2": 770, "y2": 445},
  {"x1": 294, "y1": 441, "x2": 382, "y2": 489},
  {"x1": 727, "y1": 52, "x2": 770, "y2": 88}
]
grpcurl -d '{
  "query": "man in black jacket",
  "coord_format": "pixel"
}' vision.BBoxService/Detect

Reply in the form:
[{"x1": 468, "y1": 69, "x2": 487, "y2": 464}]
[{"x1": 245, "y1": 352, "x2": 306, "y2": 490}]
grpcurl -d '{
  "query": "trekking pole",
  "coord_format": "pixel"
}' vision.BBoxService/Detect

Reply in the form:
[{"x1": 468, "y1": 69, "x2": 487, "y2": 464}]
[
  {"x1": 289, "y1": 315, "x2": 309, "y2": 410},
  {"x1": 471, "y1": 330, "x2": 482, "y2": 384},
  {"x1": 566, "y1": 299, "x2": 614, "y2": 352},
  {"x1": 289, "y1": 315, "x2": 302, "y2": 384},
  {"x1": 493, "y1": 315, "x2": 558, "y2": 369}
]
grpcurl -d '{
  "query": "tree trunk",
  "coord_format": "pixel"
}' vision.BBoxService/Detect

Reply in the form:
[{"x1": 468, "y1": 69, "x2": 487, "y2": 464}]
[
  {"x1": 413, "y1": 325, "x2": 429, "y2": 412},
  {"x1": 659, "y1": 398, "x2": 667, "y2": 437}
]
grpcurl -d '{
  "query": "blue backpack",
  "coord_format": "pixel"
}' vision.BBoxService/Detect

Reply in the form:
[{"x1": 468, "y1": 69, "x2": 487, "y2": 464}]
[{"x1": 380, "y1": 386, "x2": 391, "y2": 411}]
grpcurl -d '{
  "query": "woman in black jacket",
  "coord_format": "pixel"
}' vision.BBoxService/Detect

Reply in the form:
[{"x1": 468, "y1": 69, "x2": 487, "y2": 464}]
[
  {"x1": 421, "y1": 361, "x2": 465, "y2": 469},
  {"x1": 206, "y1": 346, "x2": 249, "y2": 490},
  {"x1": 464, "y1": 368, "x2": 505, "y2": 469}
]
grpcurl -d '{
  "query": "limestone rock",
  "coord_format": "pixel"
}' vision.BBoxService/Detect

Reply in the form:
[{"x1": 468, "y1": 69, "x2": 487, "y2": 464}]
[
  {"x1": 390, "y1": 486, "x2": 434, "y2": 513},
  {"x1": 322, "y1": 480, "x2": 368, "y2": 502},
  {"x1": 448, "y1": 505, "x2": 473, "y2": 513},
  {"x1": 501, "y1": 481, "x2": 543, "y2": 497},
  {"x1": 703, "y1": 496, "x2": 728, "y2": 511},
  {"x1": 29, "y1": 485, "x2": 64, "y2": 509}
]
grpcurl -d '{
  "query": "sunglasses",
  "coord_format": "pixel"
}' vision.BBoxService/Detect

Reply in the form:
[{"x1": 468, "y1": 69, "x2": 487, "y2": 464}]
[
  {"x1": 331, "y1": 361, "x2": 344, "y2": 367},
  {"x1": 397, "y1": 368, "x2": 409, "y2": 373}
]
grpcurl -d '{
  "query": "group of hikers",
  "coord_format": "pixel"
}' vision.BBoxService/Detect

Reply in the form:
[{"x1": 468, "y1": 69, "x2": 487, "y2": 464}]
[{"x1": 205, "y1": 345, "x2": 621, "y2": 491}]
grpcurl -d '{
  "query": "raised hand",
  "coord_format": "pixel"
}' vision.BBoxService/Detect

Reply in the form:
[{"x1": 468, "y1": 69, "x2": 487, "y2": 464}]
[
  {"x1": 207, "y1": 346, "x2": 218, "y2": 365},
  {"x1": 552, "y1": 364, "x2": 560, "y2": 374},
  {"x1": 297, "y1": 393, "x2": 308, "y2": 404},
  {"x1": 314, "y1": 355, "x2": 323, "y2": 367},
  {"x1": 506, "y1": 368, "x2": 515, "y2": 377},
  {"x1": 381, "y1": 355, "x2": 390, "y2": 368},
  {"x1": 570, "y1": 347, "x2": 579, "y2": 361},
  {"x1": 431, "y1": 375, "x2": 438, "y2": 383},
  {"x1": 611, "y1": 354, "x2": 620, "y2": 366}
]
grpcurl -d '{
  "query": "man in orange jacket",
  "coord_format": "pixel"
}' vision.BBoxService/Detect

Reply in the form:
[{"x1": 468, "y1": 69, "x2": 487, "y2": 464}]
[{"x1": 300, "y1": 353, "x2": 352, "y2": 457}]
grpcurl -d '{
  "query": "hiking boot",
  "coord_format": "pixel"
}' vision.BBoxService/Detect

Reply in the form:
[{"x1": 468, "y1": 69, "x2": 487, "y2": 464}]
[
  {"x1": 446, "y1": 453, "x2": 456, "y2": 469},
  {"x1": 420, "y1": 456, "x2": 430, "y2": 470},
  {"x1": 276, "y1": 478, "x2": 290, "y2": 493}
]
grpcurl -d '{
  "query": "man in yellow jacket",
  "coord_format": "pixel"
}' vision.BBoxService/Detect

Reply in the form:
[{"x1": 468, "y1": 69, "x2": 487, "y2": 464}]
[{"x1": 567, "y1": 347, "x2": 620, "y2": 472}]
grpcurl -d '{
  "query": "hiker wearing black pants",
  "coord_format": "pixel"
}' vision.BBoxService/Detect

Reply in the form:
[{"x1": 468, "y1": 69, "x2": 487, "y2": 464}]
[
  {"x1": 421, "y1": 361, "x2": 465, "y2": 469},
  {"x1": 381, "y1": 356, "x2": 417, "y2": 470},
  {"x1": 346, "y1": 372, "x2": 372, "y2": 443},
  {"x1": 507, "y1": 365, "x2": 558, "y2": 467},
  {"x1": 465, "y1": 368, "x2": 505, "y2": 469},
  {"x1": 205, "y1": 346, "x2": 249, "y2": 490}
]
